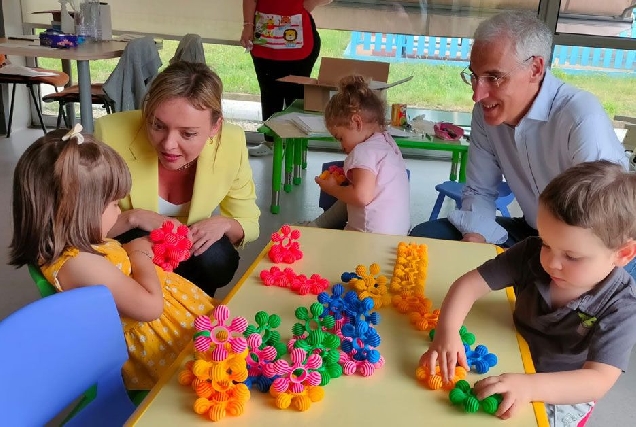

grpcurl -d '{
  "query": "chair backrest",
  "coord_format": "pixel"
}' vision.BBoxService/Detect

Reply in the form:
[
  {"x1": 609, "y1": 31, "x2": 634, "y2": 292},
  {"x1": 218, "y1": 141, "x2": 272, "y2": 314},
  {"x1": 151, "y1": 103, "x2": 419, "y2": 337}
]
[
  {"x1": 0, "y1": 286, "x2": 135, "y2": 426},
  {"x1": 27, "y1": 264, "x2": 57, "y2": 298},
  {"x1": 103, "y1": 36, "x2": 162, "y2": 112},
  {"x1": 170, "y1": 33, "x2": 206, "y2": 64}
]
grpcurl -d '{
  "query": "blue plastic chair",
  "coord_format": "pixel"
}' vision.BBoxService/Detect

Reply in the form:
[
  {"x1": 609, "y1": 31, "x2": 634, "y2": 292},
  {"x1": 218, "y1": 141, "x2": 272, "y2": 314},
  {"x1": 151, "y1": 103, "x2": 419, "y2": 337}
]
[
  {"x1": 429, "y1": 181, "x2": 515, "y2": 221},
  {"x1": 0, "y1": 285, "x2": 136, "y2": 426},
  {"x1": 319, "y1": 160, "x2": 411, "y2": 211}
]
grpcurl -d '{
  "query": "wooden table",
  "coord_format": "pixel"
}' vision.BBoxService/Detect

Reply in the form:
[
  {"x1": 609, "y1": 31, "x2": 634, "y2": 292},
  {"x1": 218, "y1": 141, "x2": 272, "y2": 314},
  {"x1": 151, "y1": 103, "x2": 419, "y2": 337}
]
[
  {"x1": 259, "y1": 100, "x2": 470, "y2": 214},
  {"x1": 125, "y1": 228, "x2": 548, "y2": 427},
  {"x1": 0, "y1": 38, "x2": 127, "y2": 132}
]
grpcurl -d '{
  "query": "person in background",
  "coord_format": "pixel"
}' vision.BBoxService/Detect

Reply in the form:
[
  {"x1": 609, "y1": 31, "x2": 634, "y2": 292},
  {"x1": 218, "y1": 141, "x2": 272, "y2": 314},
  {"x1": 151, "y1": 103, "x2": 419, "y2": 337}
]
[
  {"x1": 240, "y1": 0, "x2": 332, "y2": 157},
  {"x1": 421, "y1": 161, "x2": 636, "y2": 427},
  {"x1": 315, "y1": 75, "x2": 410, "y2": 235},
  {"x1": 409, "y1": 11, "x2": 627, "y2": 250},
  {"x1": 95, "y1": 61, "x2": 260, "y2": 297},
  {"x1": 10, "y1": 128, "x2": 215, "y2": 391}
]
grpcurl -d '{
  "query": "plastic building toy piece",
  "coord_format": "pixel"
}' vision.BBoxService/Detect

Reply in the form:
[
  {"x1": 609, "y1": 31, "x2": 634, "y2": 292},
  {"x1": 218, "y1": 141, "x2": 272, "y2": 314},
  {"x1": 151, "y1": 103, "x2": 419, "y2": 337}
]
[
  {"x1": 344, "y1": 292, "x2": 380, "y2": 326},
  {"x1": 149, "y1": 220, "x2": 193, "y2": 272},
  {"x1": 263, "y1": 347, "x2": 325, "y2": 411},
  {"x1": 319, "y1": 164, "x2": 348, "y2": 185},
  {"x1": 293, "y1": 328, "x2": 342, "y2": 386},
  {"x1": 244, "y1": 333, "x2": 279, "y2": 392},
  {"x1": 393, "y1": 292, "x2": 431, "y2": 314},
  {"x1": 449, "y1": 380, "x2": 502, "y2": 415},
  {"x1": 292, "y1": 302, "x2": 335, "y2": 338},
  {"x1": 193, "y1": 305, "x2": 248, "y2": 360},
  {"x1": 259, "y1": 266, "x2": 330, "y2": 295},
  {"x1": 243, "y1": 310, "x2": 286, "y2": 357},
  {"x1": 390, "y1": 242, "x2": 428, "y2": 296},
  {"x1": 409, "y1": 308, "x2": 441, "y2": 332},
  {"x1": 268, "y1": 224, "x2": 303, "y2": 264},
  {"x1": 415, "y1": 364, "x2": 467, "y2": 390},
  {"x1": 192, "y1": 384, "x2": 251, "y2": 422},
  {"x1": 349, "y1": 263, "x2": 392, "y2": 308},
  {"x1": 429, "y1": 325, "x2": 476, "y2": 346},
  {"x1": 340, "y1": 320, "x2": 381, "y2": 364},
  {"x1": 464, "y1": 343, "x2": 498, "y2": 374},
  {"x1": 339, "y1": 350, "x2": 385, "y2": 376},
  {"x1": 341, "y1": 271, "x2": 361, "y2": 283}
]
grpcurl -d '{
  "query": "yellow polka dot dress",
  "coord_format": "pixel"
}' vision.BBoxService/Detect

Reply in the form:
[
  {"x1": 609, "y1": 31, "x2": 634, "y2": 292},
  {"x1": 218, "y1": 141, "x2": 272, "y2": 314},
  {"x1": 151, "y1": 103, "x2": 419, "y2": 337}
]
[{"x1": 40, "y1": 239, "x2": 215, "y2": 390}]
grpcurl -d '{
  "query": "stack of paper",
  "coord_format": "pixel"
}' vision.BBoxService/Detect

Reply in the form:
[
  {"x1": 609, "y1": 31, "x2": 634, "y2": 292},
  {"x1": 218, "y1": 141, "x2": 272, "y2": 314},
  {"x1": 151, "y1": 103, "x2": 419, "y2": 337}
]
[
  {"x1": 0, "y1": 64, "x2": 57, "y2": 77},
  {"x1": 290, "y1": 114, "x2": 330, "y2": 137}
]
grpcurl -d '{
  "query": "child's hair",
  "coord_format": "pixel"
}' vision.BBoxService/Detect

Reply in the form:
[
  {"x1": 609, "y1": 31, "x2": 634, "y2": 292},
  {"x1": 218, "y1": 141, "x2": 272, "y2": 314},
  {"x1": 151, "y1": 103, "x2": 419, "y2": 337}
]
[
  {"x1": 324, "y1": 74, "x2": 386, "y2": 129},
  {"x1": 539, "y1": 160, "x2": 636, "y2": 249},
  {"x1": 10, "y1": 129, "x2": 132, "y2": 267}
]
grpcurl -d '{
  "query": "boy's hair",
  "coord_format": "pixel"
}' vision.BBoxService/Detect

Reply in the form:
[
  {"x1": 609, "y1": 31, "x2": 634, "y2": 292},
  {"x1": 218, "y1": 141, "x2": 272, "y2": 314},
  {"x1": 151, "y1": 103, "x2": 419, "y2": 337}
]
[
  {"x1": 539, "y1": 160, "x2": 636, "y2": 249},
  {"x1": 324, "y1": 74, "x2": 386, "y2": 129},
  {"x1": 10, "y1": 129, "x2": 132, "y2": 267}
]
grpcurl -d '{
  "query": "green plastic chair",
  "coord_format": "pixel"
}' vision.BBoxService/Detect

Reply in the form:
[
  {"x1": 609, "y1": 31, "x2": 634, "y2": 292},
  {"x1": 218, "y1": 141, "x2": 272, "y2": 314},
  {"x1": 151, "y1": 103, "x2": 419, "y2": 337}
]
[{"x1": 26, "y1": 264, "x2": 149, "y2": 413}]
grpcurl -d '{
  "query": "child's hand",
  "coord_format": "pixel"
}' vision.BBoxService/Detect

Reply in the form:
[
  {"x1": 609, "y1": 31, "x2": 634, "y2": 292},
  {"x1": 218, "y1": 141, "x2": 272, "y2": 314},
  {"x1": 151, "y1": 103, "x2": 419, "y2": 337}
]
[
  {"x1": 473, "y1": 373, "x2": 532, "y2": 419},
  {"x1": 123, "y1": 236, "x2": 154, "y2": 256},
  {"x1": 419, "y1": 329, "x2": 468, "y2": 384},
  {"x1": 315, "y1": 174, "x2": 340, "y2": 195}
]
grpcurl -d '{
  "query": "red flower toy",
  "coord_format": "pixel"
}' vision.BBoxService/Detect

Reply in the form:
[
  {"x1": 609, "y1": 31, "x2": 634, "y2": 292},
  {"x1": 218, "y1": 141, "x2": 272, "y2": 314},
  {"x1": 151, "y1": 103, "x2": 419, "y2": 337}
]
[
  {"x1": 268, "y1": 225, "x2": 303, "y2": 264},
  {"x1": 149, "y1": 221, "x2": 193, "y2": 272}
]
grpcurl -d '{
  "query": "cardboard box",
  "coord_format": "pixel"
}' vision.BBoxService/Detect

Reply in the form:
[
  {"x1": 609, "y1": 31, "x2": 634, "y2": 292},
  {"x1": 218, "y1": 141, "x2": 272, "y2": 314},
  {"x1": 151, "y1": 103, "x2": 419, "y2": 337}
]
[{"x1": 278, "y1": 57, "x2": 412, "y2": 112}]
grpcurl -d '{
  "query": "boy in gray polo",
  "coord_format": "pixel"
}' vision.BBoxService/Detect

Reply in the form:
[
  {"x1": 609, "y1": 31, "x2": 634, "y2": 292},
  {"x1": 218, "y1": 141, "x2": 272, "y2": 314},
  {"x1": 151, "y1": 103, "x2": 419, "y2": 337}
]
[{"x1": 420, "y1": 160, "x2": 636, "y2": 427}]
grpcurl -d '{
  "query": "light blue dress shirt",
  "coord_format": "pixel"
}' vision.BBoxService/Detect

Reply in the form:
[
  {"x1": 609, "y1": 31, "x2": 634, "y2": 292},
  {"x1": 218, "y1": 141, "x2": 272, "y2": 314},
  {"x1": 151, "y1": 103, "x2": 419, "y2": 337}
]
[{"x1": 449, "y1": 70, "x2": 628, "y2": 244}]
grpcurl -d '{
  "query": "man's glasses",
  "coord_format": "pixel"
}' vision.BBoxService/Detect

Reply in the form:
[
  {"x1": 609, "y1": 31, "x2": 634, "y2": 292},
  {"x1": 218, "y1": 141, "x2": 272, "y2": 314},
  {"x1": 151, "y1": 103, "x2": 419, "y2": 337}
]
[{"x1": 460, "y1": 56, "x2": 534, "y2": 88}]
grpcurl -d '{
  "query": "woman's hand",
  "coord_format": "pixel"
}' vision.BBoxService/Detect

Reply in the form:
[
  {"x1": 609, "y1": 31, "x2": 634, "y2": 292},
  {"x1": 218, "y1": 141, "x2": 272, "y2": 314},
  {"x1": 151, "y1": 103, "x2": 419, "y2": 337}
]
[
  {"x1": 189, "y1": 216, "x2": 232, "y2": 256},
  {"x1": 419, "y1": 328, "x2": 468, "y2": 384},
  {"x1": 473, "y1": 374, "x2": 532, "y2": 419},
  {"x1": 240, "y1": 26, "x2": 254, "y2": 49}
]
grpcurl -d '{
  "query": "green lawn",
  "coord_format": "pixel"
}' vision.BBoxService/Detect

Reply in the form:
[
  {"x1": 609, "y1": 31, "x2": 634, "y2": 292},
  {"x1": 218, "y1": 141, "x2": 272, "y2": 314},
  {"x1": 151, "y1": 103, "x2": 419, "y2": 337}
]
[{"x1": 38, "y1": 29, "x2": 636, "y2": 117}]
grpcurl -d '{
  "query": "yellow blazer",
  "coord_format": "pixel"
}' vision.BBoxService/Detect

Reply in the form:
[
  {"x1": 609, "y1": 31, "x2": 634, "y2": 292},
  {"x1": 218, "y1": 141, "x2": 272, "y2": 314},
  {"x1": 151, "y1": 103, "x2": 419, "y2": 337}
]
[{"x1": 94, "y1": 110, "x2": 260, "y2": 246}]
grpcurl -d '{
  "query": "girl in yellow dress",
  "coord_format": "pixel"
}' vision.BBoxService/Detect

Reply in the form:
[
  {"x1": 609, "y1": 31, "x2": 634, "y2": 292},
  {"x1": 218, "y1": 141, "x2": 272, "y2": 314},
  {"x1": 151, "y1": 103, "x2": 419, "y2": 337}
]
[{"x1": 9, "y1": 126, "x2": 215, "y2": 390}]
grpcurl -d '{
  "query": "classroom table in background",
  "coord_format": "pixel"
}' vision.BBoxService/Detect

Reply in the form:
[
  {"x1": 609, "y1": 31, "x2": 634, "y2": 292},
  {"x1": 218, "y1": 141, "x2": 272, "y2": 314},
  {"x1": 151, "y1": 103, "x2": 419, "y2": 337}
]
[
  {"x1": 125, "y1": 227, "x2": 548, "y2": 427},
  {"x1": 0, "y1": 38, "x2": 127, "y2": 133},
  {"x1": 258, "y1": 100, "x2": 470, "y2": 214}
]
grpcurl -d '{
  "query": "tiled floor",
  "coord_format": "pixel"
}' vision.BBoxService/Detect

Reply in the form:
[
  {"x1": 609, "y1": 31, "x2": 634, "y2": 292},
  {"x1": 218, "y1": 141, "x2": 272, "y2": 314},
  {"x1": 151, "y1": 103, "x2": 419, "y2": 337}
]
[{"x1": 1, "y1": 129, "x2": 634, "y2": 426}]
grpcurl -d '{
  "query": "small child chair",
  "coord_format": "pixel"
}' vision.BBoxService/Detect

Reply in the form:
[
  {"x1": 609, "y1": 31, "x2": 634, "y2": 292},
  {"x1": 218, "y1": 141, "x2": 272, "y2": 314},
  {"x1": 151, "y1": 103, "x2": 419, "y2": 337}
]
[
  {"x1": 429, "y1": 181, "x2": 515, "y2": 221},
  {"x1": 0, "y1": 285, "x2": 136, "y2": 426}
]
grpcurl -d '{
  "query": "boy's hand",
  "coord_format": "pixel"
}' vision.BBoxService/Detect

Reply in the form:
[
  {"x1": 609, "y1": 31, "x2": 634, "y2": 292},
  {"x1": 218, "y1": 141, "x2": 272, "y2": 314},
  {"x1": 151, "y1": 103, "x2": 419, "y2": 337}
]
[
  {"x1": 419, "y1": 329, "x2": 468, "y2": 384},
  {"x1": 474, "y1": 373, "x2": 532, "y2": 419},
  {"x1": 315, "y1": 174, "x2": 339, "y2": 195}
]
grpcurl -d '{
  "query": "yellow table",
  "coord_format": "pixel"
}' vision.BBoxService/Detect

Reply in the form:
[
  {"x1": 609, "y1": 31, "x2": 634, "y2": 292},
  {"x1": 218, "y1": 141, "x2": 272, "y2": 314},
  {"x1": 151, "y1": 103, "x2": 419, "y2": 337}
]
[{"x1": 126, "y1": 228, "x2": 548, "y2": 427}]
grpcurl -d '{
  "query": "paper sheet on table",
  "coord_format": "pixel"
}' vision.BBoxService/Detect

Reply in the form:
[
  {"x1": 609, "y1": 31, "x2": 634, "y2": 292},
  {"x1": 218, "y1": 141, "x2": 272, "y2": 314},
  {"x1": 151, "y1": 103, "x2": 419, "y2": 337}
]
[{"x1": 0, "y1": 64, "x2": 57, "y2": 77}]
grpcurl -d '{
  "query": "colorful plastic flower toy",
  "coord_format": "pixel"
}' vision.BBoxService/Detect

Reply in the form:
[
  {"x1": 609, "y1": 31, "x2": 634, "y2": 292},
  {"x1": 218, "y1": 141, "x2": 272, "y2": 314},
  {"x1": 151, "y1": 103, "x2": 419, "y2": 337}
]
[
  {"x1": 393, "y1": 292, "x2": 431, "y2": 315},
  {"x1": 390, "y1": 241, "x2": 428, "y2": 296},
  {"x1": 268, "y1": 224, "x2": 303, "y2": 264},
  {"x1": 292, "y1": 302, "x2": 335, "y2": 338},
  {"x1": 344, "y1": 292, "x2": 380, "y2": 326},
  {"x1": 415, "y1": 364, "x2": 467, "y2": 390},
  {"x1": 349, "y1": 263, "x2": 391, "y2": 308},
  {"x1": 317, "y1": 283, "x2": 359, "y2": 331},
  {"x1": 449, "y1": 380, "x2": 502, "y2": 414},
  {"x1": 192, "y1": 385, "x2": 251, "y2": 422},
  {"x1": 339, "y1": 350, "x2": 385, "y2": 377},
  {"x1": 259, "y1": 266, "x2": 295, "y2": 288},
  {"x1": 409, "y1": 308, "x2": 441, "y2": 332},
  {"x1": 293, "y1": 328, "x2": 342, "y2": 386},
  {"x1": 341, "y1": 319, "x2": 381, "y2": 364},
  {"x1": 464, "y1": 343, "x2": 498, "y2": 374},
  {"x1": 193, "y1": 305, "x2": 248, "y2": 360},
  {"x1": 429, "y1": 325, "x2": 476, "y2": 346},
  {"x1": 244, "y1": 333, "x2": 279, "y2": 392},
  {"x1": 263, "y1": 347, "x2": 324, "y2": 411},
  {"x1": 259, "y1": 267, "x2": 330, "y2": 295},
  {"x1": 149, "y1": 220, "x2": 193, "y2": 272},
  {"x1": 319, "y1": 165, "x2": 347, "y2": 184},
  {"x1": 243, "y1": 310, "x2": 286, "y2": 357},
  {"x1": 341, "y1": 271, "x2": 361, "y2": 283}
]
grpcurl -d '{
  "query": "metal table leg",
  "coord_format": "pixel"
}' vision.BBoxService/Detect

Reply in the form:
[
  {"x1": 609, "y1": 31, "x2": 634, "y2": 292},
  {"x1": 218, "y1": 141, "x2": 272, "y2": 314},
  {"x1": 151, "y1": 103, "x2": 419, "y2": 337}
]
[
  {"x1": 293, "y1": 138, "x2": 303, "y2": 185},
  {"x1": 270, "y1": 136, "x2": 284, "y2": 214},
  {"x1": 450, "y1": 150, "x2": 459, "y2": 181},
  {"x1": 284, "y1": 138, "x2": 294, "y2": 193},
  {"x1": 459, "y1": 150, "x2": 468, "y2": 183},
  {"x1": 76, "y1": 60, "x2": 93, "y2": 132},
  {"x1": 60, "y1": 59, "x2": 75, "y2": 127}
]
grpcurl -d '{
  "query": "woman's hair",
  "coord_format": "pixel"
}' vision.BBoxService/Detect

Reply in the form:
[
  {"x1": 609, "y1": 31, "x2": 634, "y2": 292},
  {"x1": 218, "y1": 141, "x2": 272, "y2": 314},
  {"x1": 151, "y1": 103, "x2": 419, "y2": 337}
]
[
  {"x1": 142, "y1": 61, "x2": 224, "y2": 126},
  {"x1": 539, "y1": 160, "x2": 636, "y2": 250},
  {"x1": 10, "y1": 129, "x2": 132, "y2": 267},
  {"x1": 324, "y1": 75, "x2": 386, "y2": 129},
  {"x1": 474, "y1": 11, "x2": 553, "y2": 65}
]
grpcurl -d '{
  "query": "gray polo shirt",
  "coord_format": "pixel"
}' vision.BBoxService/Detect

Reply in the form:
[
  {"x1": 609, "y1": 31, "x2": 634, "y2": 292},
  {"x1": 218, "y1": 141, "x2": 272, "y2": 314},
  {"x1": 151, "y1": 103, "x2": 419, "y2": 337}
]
[{"x1": 477, "y1": 237, "x2": 636, "y2": 373}]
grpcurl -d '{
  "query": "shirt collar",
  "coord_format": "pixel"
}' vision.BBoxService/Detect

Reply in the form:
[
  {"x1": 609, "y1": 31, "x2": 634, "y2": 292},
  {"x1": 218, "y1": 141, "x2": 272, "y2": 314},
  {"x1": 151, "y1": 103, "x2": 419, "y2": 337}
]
[{"x1": 522, "y1": 69, "x2": 563, "y2": 123}]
